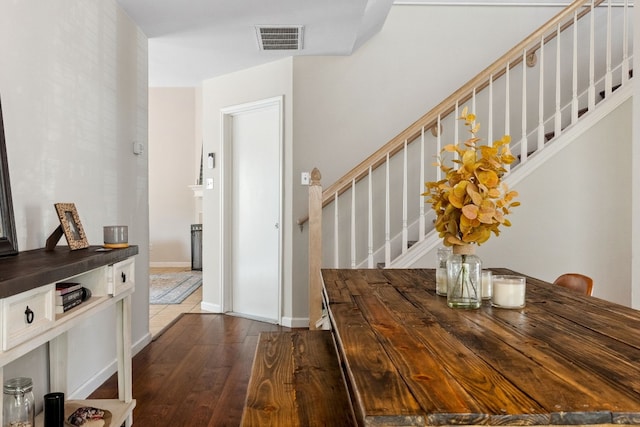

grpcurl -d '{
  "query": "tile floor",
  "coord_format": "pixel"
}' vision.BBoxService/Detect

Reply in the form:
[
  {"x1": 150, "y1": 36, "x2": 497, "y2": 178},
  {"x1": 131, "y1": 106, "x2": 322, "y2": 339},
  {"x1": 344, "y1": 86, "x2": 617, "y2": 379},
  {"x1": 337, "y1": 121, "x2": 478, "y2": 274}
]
[{"x1": 148, "y1": 267, "x2": 204, "y2": 338}]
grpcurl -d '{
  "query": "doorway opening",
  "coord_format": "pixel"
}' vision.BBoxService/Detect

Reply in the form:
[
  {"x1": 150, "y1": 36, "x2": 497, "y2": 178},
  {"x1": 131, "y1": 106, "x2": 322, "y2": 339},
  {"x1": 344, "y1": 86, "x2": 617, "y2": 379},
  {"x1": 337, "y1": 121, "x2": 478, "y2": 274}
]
[{"x1": 220, "y1": 96, "x2": 284, "y2": 324}]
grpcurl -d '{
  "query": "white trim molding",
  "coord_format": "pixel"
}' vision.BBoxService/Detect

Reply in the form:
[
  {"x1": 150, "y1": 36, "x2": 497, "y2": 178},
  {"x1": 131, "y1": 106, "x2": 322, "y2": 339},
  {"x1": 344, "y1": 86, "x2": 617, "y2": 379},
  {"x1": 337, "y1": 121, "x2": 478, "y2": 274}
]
[
  {"x1": 200, "y1": 301, "x2": 221, "y2": 313},
  {"x1": 281, "y1": 316, "x2": 310, "y2": 328},
  {"x1": 149, "y1": 261, "x2": 191, "y2": 268},
  {"x1": 394, "y1": 1, "x2": 633, "y2": 6}
]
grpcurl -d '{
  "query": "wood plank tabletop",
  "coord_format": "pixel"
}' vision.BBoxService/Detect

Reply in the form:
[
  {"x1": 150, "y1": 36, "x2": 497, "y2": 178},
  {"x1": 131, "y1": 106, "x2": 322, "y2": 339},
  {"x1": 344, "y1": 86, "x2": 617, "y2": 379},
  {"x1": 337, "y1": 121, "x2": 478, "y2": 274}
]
[{"x1": 321, "y1": 268, "x2": 640, "y2": 426}]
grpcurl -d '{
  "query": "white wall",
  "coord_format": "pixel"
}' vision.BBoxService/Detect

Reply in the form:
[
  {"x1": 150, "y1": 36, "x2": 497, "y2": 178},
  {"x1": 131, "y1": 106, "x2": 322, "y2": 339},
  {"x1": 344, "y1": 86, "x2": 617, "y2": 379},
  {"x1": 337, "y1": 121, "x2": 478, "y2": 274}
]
[
  {"x1": 149, "y1": 88, "x2": 198, "y2": 266},
  {"x1": 291, "y1": 4, "x2": 561, "y2": 189},
  {"x1": 413, "y1": 99, "x2": 633, "y2": 305},
  {"x1": 486, "y1": 99, "x2": 632, "y2": 305},
  {"x1": 289, "y1": 4, "x2": 563, "y2": 320},
  {"x1": 199, "y1": 4, "x2": 569, "y2": 324},
  {"x1": 632, "y1": 0, "x2": 640, "y2": 308},
  {"x1": 200, "y1": 58, "x2": 295, "y2": 322},
  {"x1": 0, "y1": 0, "x2": 149, "y2": 405}
]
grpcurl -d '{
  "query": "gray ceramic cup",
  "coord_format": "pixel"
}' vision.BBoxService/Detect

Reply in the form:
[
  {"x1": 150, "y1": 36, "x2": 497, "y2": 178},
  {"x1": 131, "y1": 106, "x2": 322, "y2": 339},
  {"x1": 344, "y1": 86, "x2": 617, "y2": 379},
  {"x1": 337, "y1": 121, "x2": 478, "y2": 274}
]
[{"x1": 103, "y1": 225, "x2": 128, "y2": 245}]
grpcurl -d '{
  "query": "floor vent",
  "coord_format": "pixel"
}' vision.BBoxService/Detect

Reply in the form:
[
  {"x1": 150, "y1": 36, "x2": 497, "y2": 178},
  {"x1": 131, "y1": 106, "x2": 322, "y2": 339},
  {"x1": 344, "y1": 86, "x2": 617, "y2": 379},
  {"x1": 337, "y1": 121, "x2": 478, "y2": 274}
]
[{"x1": 255, "y1": 25, "x2": 304, "y2": 51}]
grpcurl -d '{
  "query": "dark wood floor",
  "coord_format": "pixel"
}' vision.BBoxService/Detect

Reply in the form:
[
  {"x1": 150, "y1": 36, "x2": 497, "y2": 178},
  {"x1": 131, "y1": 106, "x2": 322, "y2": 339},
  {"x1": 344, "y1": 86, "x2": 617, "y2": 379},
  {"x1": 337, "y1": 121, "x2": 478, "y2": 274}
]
[{"x1": 89, "y1": 313, "x2": 290, "y2": 426}]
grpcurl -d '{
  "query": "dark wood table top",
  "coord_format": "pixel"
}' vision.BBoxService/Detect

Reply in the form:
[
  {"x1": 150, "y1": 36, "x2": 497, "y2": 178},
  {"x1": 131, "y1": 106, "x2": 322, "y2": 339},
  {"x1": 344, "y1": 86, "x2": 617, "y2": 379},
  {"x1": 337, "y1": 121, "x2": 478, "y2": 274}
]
[
  {"x1": 0, "y1": 245, "x2": 139, "y2": 298},
  {"x1": 321, "y1": 268, "x2": 640, "y2": 426}
]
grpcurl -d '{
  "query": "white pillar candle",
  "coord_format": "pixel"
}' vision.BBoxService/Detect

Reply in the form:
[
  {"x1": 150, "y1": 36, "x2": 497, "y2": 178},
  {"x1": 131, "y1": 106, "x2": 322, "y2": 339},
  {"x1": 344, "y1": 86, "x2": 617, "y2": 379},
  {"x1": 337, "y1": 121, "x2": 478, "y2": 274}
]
[
  {"x1": 491, "y1": 275, "x2": 526, "y2": 308},
  {"x1": 481, "y1": 270, "x2": 492, "y2": 300}
]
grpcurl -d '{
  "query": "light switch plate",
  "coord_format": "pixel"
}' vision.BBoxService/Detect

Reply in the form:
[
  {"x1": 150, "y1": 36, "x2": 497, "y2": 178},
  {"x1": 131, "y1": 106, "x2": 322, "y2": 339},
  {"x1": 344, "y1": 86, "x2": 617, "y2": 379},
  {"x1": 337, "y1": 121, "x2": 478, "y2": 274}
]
[
  {"x1": 301, "y1": 172, "x2": 310, "y2": 185},
  {"x1": 206, "y1": 178, "x2": 214, "y2": 189}
]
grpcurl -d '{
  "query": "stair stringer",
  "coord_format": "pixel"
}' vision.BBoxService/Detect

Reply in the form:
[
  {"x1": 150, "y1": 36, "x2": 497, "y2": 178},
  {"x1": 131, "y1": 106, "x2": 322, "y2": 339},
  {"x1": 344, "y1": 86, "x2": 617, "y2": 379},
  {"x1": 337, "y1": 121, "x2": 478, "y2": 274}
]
[{"x1": 389, "y1": 81, "x2": 634, "y2": 269}]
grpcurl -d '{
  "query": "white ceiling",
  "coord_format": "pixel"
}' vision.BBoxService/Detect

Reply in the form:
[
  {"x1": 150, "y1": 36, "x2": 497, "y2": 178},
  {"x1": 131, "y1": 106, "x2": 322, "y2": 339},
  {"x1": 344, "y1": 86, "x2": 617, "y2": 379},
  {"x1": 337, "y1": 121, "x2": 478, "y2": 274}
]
[
  {"x1": 116, "y1": 0, "x2": 395, "y2": 87},
  {"x1": 115, "y1": 0, "x2": 587, "y2": 87}
]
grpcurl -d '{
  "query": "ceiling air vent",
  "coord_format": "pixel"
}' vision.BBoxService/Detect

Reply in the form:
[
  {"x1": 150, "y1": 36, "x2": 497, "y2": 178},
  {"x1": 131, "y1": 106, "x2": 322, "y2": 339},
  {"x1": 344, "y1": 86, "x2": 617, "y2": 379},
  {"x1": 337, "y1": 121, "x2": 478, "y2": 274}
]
[{"x1": 255, "y1": 25, "x2": 304, "y2": 51}]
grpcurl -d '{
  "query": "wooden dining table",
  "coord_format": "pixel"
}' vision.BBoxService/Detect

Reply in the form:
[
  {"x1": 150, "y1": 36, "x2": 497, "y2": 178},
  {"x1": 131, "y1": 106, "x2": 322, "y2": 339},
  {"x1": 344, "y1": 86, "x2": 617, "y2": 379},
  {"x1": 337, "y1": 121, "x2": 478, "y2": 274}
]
[{"x1": 321, "y1": 268, "x2": 640, "y2": 426}]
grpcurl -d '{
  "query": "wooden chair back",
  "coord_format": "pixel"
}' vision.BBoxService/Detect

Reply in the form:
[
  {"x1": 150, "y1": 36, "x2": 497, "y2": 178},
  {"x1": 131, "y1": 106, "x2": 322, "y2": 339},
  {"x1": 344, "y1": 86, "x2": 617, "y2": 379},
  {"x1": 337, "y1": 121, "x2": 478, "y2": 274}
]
[{"x1": 553, "y1": 273, "x2": 594, "y2": 296}]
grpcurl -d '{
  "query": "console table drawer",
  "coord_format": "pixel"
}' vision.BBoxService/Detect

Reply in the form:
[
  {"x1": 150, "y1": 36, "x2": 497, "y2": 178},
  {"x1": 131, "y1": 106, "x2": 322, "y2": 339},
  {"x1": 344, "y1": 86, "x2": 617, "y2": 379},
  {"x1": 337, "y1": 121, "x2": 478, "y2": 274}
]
[
  {"x1": 108, "y1": 258, "x2": 135, "y2": 296},
  {"x1": 2, "y1": 285, "x2": 55, "y2": 351}
]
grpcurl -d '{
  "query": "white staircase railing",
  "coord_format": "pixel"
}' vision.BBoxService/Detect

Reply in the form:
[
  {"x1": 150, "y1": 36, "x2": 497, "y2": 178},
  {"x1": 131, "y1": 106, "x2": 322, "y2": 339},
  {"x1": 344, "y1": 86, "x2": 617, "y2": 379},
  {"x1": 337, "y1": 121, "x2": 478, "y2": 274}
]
[{"x1": 301, "y1": 0, "x2": 633, "y2": 326}]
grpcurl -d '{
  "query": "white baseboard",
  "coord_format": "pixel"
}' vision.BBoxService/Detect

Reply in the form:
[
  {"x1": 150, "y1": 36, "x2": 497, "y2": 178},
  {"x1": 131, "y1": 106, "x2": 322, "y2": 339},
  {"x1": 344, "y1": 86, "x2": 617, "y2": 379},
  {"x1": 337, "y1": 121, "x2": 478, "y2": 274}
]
[
  {"x1": 69, "y1": 333, "x2": 152, "y2": 400},
  {"x1": 69, "y1": 360, "x2": 118, "y2": 400},
  {"x1": 149, "y1": 261, "x2": 191, "y2": 268},
  {"x1": 281, "y1": 317, "x2": 309, "y2": 328},
  {"x1": 133, "y1": 332, "x2": 152, "y2": 356},
  {"x1": 200, "y1": 301, "x2": 221, "y2": 312}
]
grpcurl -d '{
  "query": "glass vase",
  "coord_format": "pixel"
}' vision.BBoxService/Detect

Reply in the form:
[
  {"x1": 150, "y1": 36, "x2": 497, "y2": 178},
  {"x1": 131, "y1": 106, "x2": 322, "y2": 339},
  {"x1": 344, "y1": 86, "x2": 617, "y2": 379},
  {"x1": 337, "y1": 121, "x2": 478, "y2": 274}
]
[
  {"x1": 436, "y1": 246, "x2": 451, "y2": 296},
  {"x1": 447, "y1": 244, "x2": 481, "y2": 309}
]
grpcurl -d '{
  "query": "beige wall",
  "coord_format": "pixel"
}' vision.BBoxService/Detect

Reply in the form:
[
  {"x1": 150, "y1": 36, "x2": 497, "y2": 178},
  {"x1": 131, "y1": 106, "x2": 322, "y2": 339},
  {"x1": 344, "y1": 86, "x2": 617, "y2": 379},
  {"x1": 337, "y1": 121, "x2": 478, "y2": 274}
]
[
  {"x1": 0, "y1": 0, "x2": 148, "y2": 404},
  {"x1": 200, "y1": 58, "x2": 295, "y2": 322},
  {"x1": 289, "y1": 4, "x2": 562, "y2": 321},
  {"x1": 632, "y1": 0, "x2": 640, "y2": 308},
  {"x1": 412, "y1": 98, "x2": 633, "y2": 306},
  {"x1": 0, "y1": 0, "x2": 149, "y2": 405},
  {"x1": 484, "y1": 99, "x2": 632, "y2": 305},
  {"x1": 291, "y1": 4, "x2": 561, "y2": 190},
  {"x1": 149, "y1": 87, "x2": 199, "y2": 266},
  {"x1": 199, "y1": 4, "x2": 564, "y2": 324},
  {"x1": 198, "y1": 3, "x2": 640, "y2": 322}
]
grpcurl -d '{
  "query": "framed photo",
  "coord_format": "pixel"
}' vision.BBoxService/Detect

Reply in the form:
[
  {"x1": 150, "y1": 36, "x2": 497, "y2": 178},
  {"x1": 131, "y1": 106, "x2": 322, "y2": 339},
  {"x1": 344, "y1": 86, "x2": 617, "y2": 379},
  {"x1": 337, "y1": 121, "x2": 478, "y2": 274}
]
[{"x1": 54, "y1": 203, "x2": 89, "y2": 250}]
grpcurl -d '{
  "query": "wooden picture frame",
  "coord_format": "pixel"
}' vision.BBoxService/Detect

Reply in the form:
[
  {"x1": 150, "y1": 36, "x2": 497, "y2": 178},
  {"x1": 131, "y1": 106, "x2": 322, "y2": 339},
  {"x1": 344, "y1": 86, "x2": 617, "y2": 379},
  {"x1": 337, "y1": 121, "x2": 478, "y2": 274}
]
[{"x1": 54, "y1": 203, "x2": 89, "y2": 250}]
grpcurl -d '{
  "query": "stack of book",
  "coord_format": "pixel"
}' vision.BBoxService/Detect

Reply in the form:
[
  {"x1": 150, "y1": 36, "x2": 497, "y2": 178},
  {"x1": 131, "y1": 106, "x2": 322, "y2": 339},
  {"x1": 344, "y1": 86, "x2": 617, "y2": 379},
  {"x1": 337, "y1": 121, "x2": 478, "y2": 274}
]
[{"x1": 55, "y1": 282, "x2": 84, "y2": 314}]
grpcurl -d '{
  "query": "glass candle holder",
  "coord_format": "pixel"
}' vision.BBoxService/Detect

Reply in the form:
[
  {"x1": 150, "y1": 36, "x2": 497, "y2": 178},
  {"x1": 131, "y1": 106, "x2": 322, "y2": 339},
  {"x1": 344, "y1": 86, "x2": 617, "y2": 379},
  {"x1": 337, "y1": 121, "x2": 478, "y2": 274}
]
[
  {"x1": 491, "y1": 275, "x2": 526, "y2": 308},
  {"x1": 481, "y1": 270, "x2": 492, "y2": 300},
  {"x1": 436, "y1": 247, "x2": 452, "y2": 296}
]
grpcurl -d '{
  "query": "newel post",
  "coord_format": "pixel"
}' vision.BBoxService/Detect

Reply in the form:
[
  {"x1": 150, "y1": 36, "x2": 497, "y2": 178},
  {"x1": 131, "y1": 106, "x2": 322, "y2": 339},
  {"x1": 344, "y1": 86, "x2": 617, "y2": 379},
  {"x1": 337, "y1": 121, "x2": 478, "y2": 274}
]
[{"x1": 308, "y1": 168, "x2": 323, "y2": 330}]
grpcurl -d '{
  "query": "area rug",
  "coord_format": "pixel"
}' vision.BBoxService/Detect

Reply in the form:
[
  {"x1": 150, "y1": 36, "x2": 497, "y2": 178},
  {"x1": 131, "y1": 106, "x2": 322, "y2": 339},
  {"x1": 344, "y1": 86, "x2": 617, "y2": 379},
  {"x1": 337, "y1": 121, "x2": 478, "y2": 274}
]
[{"x1": 149, "y1": 271, "x2": 202, "y2": 304}]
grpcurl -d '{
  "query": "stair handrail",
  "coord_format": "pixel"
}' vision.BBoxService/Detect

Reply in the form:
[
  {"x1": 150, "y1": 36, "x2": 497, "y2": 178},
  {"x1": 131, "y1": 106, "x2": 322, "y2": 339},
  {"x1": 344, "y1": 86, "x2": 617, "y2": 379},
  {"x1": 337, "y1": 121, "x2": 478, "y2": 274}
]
[{"x1": 297, "y1": 0, "x2": 605, "y2": 227}]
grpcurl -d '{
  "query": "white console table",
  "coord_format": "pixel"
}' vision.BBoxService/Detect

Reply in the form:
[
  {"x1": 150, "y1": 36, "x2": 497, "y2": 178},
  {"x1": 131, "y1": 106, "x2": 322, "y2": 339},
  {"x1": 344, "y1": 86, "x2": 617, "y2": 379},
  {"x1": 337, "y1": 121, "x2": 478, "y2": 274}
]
[{"x1": 0, "y1": 245, "x2": 138, "y2": 427}]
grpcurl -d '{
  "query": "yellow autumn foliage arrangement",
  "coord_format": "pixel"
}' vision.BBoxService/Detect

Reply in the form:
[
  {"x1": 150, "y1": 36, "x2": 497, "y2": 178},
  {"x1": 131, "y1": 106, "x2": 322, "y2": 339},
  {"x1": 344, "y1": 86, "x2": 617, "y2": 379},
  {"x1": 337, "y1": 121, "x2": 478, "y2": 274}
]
[{"x1": 423, "y1": 108, "x2": 520, "y2": 247}]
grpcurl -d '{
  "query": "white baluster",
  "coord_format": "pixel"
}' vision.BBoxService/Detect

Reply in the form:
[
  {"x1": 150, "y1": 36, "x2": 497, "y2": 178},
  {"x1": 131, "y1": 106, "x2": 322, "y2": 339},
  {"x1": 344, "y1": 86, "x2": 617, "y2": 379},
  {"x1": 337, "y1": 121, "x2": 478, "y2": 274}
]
[
  {"x1": 385, "y1": 154, "x2": 391, "y2": 268},
  {"x1": 622, "y1": 0, "x2": 630, "y2": 83},
  {"x1": 436, "y1": 115, "x2": 443, "y2": 180},
  {"x1": 555, "y1": 23, "x2": 562, "y2": 138},
  {"x1": 350, "y1": 179, "x2": 356, "y2": 269},
  {"x1": 488, "y1": 75, "x2": 494, "y2": 145},
  {"x1": 504, "y1": 65, "x2": 510, "y2": 172},
  {"x1": 419, "y1": 127, "x2": 425, "y2": 241},
  {"x1": 605, "y1": 0, "x2": 613, "y2": 97},
  {"x1": 454, "y1": 102, "x2": 459, "y2": 161},
  {"x1": 402, "y1": 140, "x2": 408, "y2": 254},
  {"x1": 521, "y1": 49, "x2": 528, "y2": 163},
  {"x1": 368, "y1": 166, "x2": 373, "y2": 268},
  {"x1": 334, "y1": 192, "x2": 339, "y2": 267},
  {"x1": 572, "y1": 10, "x2": 579, "y2": 124},
  {"x1": 588, "y1": 0, "x2": 596, "y2": 110},
  {"x1": 472, "y1": 88, "x2": 476, "y2": 116},
  {"x1": 538, "y1": 36, "x2": 545, "y2": 151},
  {"x1": 504, "y1": 65, "x2": 510, "y2": 136}
]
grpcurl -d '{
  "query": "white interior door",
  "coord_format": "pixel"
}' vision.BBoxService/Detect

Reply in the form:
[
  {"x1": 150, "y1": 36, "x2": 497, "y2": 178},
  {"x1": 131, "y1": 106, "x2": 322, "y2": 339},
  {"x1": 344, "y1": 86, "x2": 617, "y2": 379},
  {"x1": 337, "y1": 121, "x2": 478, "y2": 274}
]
[{"x1": 224, "y1": 97, "x2": 282, "y2": 323}]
